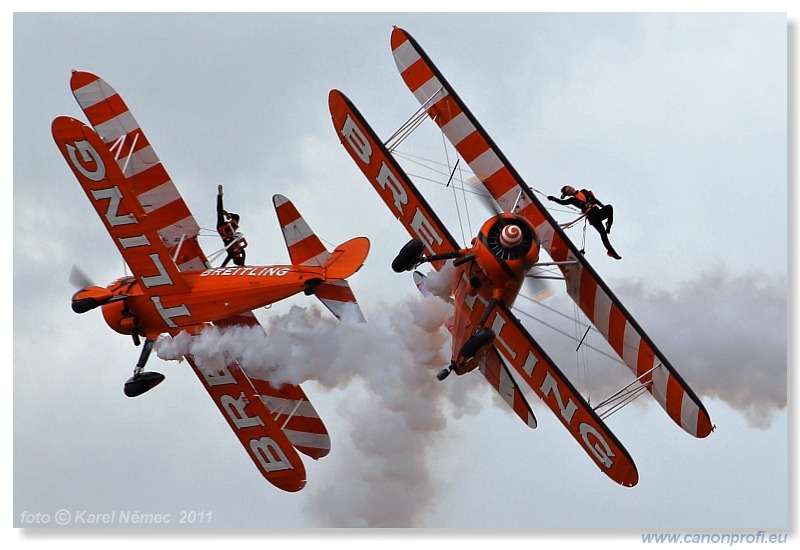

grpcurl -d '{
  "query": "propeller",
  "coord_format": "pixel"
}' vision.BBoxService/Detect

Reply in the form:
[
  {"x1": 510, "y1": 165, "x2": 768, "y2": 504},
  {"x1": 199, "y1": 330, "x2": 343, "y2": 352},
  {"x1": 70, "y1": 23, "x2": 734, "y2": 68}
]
[
  {"x1": 467, "y1": 176, "x2": 555, "y2": 302},
  {"x1": 467, "y1": 175, "x2": 503, "y2": 216},
  {"x1": 525, "y1": 266, "x2": 556, "y2": 302},
  {"x1": 69, "y1": 264, "x2": 94, "y2": 289}
]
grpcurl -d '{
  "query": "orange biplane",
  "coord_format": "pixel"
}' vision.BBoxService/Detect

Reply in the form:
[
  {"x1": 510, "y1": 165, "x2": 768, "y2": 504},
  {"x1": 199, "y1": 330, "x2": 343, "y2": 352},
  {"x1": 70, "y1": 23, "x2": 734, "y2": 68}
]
[
  {"x1": 53, "y1": 71, "x2": 369, "y2": 493},
  {"x1": 330, "y1": 27, "x2": 713, "y2": 487}
]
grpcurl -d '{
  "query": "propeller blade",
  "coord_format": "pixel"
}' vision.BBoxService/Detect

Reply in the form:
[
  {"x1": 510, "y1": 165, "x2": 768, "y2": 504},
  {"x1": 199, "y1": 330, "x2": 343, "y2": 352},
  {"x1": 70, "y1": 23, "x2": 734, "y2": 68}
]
[
  {"x1": 524, "y1": 267, "x2": 555, "y2": 302},
  {"x1": 69, "y1": 265, "x2": 94, "y2": 289},
  {"x1": 467, "y1": 175, "x2": 503, "y2": 215}
]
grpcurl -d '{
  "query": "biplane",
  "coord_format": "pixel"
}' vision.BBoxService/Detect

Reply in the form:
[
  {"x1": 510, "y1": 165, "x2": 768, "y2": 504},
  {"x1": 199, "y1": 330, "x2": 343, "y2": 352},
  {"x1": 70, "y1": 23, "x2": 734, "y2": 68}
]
[
  {"x1": 329, "y1": 27, "x2": 713, "y2": 487},
  {"x1": 52, "y1": 71, "x2": 370, "y2": 493}
]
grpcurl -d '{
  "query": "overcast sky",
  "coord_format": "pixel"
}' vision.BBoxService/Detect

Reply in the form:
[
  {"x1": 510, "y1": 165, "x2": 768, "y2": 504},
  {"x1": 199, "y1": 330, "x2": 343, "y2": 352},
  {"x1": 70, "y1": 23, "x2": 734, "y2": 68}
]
[{"x1": 10, "y1": 4, "x2": 793, "y2": 544}]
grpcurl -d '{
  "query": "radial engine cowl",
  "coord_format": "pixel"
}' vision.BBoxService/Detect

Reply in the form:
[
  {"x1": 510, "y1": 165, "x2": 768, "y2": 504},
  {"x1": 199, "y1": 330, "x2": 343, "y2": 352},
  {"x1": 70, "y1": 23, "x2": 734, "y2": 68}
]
[
  {"x1": 474, "y1": 213, "x2": 540, "y2": 284},
  {"x1": 101, "y1": 299, "x2": 140, "y2": 336}
]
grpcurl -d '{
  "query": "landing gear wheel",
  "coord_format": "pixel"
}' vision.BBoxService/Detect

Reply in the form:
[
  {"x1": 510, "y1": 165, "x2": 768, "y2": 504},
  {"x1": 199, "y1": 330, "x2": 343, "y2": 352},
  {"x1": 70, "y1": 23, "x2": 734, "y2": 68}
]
[
  {"x1": 436, "y1": 361, "x2": 457, "y2": 381},
  {"x1": 124, "y1": 337, "x2": 163, "y2": 397},
  {"x1": 124, "y1": 371, "x2": 165, "y2": 397},
  {"x1": 303, "y1": 277, "x2": 324, "y2": 296},
  {"x1": 391, "y1": 239, "x2": 425, "y2": 273},
  {"x1": 459, "y1": 328, "x2": 495, "y2": 359}
]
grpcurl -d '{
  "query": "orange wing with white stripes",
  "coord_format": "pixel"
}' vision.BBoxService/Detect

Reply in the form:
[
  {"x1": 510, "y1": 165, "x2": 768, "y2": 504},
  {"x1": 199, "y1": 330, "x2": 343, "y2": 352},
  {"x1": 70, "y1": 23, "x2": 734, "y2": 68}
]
[
  {"x1": 214, "y1": 313, "x2": 332, "y2": 460},
  {"x1": 390, "y1": 26, "x2": 713, "y2": 439},
  {"x1": 69, "y1": 70, "x2": 210, "y2": 272},
  {"x1": 185, "y1": 347, "x2": 307, "y2": 492},
  {"x1": 329, "y1": 90, "x2": 462, "y2": 266},
  {"x1": 330, "y1": 89, "x2": 539, "y2": 431},
  {"x1": 52, "y1": 115, "x2": 191, "y2": 300},
  {"x1": 486, "y1": 301, "x2": 638, "y2": 486}
]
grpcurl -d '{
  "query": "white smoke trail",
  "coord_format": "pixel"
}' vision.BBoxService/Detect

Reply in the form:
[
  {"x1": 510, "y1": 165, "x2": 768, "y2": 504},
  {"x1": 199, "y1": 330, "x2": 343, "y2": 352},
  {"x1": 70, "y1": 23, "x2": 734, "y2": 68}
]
[
  {"x1": 517, "y1": 265, "x2": 787, "y2": 429},
  {"x1": 155, "y1": 293, "x2": 488, "y2": 527},
  {"x1": 613, "y1": 266, "x2": 787, "y2": 429},
  {"x1": 154, "y1": 264, "x2": 786, "y2": 524}
]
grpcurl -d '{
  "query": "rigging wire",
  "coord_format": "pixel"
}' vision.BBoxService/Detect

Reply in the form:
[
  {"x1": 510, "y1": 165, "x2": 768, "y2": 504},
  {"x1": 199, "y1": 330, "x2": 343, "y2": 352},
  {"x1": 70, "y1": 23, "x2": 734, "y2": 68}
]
[
  {"x1": 442, "y1": 143, "x2": 468, "y2": 245},
  {"x1": 511, "y1": 300, "x2": 627, "y2": 369},
  {"x1": 378, "y1": 103, "x2": 655, "y2": 420},
  {"x1": 457, "y1": 162, "x2": 474, "y2": 237}
]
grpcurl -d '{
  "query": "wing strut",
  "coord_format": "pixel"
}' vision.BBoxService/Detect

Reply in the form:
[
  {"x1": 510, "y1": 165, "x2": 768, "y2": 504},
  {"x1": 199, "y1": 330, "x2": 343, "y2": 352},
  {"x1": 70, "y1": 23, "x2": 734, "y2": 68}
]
[
  {"x1": 385, "y1": 89, "x2": 444, "y2": 151},
  {"x1": 593, "y1": 363, "x2": 662, "y2": 421}
]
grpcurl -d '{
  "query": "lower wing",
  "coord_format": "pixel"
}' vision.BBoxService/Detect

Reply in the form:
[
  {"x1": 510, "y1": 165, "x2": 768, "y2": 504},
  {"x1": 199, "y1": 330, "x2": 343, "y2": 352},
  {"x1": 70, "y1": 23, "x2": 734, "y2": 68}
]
[
  {"x1": 213, "y1": 312, "x2": 332, "y2": 460},
  {"x1": 185, "y1": 348, "x2": 307, "y2": 492},
  {"x1": 485, "y1": 301, "x2": 639, "y2": 487}
]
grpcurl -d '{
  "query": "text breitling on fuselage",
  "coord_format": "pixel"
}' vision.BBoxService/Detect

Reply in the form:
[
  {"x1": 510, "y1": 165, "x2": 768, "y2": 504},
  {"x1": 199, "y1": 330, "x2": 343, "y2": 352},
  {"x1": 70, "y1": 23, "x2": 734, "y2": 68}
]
[{"x1": 199, "y1": 266, "x2": 292, "y2": 277}]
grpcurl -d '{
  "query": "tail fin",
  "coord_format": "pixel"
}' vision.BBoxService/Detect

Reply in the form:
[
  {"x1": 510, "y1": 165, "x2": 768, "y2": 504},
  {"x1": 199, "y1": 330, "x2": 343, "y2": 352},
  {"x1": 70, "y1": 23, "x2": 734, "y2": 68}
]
[{"x1": 273, "y1": 194, "x2": 368, "y2": 322}]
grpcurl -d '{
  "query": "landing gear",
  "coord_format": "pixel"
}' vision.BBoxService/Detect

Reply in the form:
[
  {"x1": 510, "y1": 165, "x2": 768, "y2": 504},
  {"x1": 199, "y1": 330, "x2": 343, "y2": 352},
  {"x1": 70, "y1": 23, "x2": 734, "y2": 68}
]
[
  {"x1": 392, "y1": 239, "x2": 464, "y2": 273},
  {"x1": 437, "y1": 328, "x2": 496, "y2": 382},
  {"x1": 437, "y1": 361, "x2": 456, "y2": 381},
  {"x1": 392, "y1": 239, "x2": 425, "y2": 272},
  {"x1": 123, "y1": 338, "x2": 165, "y2": 398},
  {"x1": 459, "y1": 327, "x2": 495, "y2": 359}
]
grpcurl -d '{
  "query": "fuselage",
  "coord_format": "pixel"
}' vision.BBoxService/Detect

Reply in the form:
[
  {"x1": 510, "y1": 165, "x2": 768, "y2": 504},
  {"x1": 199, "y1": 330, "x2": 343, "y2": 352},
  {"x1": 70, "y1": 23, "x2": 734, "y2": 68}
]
[
  {"x1": 101, "y1": 264, "x2": 326, "y2": 338},
  {"x1": 447, "y1": 213, "x2": 541, "y2": 374}
]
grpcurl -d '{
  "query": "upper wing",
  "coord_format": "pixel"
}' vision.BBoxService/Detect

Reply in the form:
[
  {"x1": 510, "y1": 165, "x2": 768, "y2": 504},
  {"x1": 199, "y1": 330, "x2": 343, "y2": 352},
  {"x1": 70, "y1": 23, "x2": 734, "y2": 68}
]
[
  {"x1": 69, "y1": 71, "x2": 210, "y2": 272},
  {"x1": 184, "y1": 345, "x2": 307, "y2": 492},
  {"x1": 273, "y1": 194, "x2": 366, "y2": 322},
  {"x1": 214, "y1": 313, "x2": 332, "y2": 460},
  {"x1": 390, "y1": 27, "x2": 712, "y2": 439},
  {"x1": 485, "y1": 301, "x2": 639, "y2": 487},
  {"x1": 52, "y1": 116, "x2": 190, "y2": 296},
  {"x1": 329, "y1": 89, "x2": 460, "y2": 270}
]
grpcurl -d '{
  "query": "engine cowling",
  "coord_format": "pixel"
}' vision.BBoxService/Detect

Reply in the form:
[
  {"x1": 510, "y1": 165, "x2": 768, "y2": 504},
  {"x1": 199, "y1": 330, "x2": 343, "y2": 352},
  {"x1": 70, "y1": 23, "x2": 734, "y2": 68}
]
[
  {"x1": 472, "y1": 213, "x2": 540, "y2": 292},
  {"x1": 101, "y1": 298, "x2": 141, "y2": 336},
  {"x1": 71, "y1": 286, "x2": 114, "y2": 314}
]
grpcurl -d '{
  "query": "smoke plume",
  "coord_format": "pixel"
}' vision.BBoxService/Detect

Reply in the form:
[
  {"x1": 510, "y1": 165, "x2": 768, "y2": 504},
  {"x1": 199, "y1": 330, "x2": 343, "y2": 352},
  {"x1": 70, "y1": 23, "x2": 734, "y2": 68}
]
[
  {"x1": 614, "y1": 266, "x2": 787, "y2": 429},
  {"x1": 155, "y1": 264, "x2": 786, "y2": 525},
  {"x1": 155, "y1": 294, "x2": 487, "y2": 527},
  {"x1": 517, "y1": 265, "x2": 787, "y2": 429}
]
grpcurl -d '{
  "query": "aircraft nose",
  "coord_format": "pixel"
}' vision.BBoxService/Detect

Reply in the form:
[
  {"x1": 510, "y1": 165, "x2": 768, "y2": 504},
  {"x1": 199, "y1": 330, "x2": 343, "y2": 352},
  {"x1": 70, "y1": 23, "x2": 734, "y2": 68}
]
[{"x1": 500, "y1": 224, "x2": 523, "y2": 248}]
